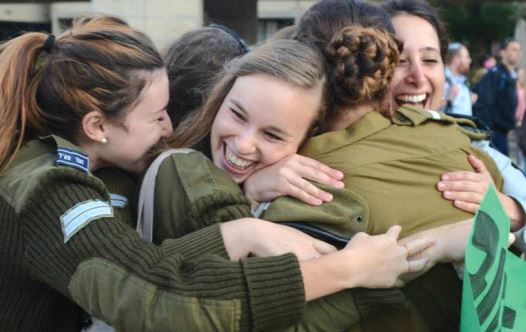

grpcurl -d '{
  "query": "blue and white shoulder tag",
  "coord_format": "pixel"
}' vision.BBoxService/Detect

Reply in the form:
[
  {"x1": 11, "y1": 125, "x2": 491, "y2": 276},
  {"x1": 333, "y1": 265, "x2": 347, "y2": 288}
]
[
  {"x1": 56, "y1": 148, "x2": 89, "y2": 173},
  {"x1": 109, "y1": 193, "x2": 128, "y2": 208},
  {"x1": 60, "y1": 199, "x2": 113, "y2": 243}
]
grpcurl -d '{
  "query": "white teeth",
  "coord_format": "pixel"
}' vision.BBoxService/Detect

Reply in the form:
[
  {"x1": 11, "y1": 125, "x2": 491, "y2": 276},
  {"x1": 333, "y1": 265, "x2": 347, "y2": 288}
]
[
  {"x1": 396, "y1": 94, "x2": 426, "y2": 103},
  {"x1": 225, "y1": 148, "x2": 253, "y2": 169}
]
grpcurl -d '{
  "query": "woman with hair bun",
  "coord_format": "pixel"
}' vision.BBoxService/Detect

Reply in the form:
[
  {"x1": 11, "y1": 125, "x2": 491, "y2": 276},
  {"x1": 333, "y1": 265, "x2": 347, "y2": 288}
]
[{"x1": 248, "y1": 0, "x2": 505, "y2": 329}]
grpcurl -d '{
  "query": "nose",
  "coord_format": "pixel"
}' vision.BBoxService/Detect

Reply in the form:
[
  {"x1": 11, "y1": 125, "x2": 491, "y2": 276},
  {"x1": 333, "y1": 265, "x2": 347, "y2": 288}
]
[
  {"x1": 406, "y1": 62, "x2": 426, "y2": 86},
  {"x1": 160, "y1": 110, "x2": 174, "y2": 138},
  {"x1": 235, "y1": 129, "x2": 257, "y2": 154}
]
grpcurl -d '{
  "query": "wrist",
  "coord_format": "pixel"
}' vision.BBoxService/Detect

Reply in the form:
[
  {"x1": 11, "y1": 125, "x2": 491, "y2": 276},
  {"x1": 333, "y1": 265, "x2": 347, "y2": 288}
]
[
  {"x1": 299, "y1": 251, "x2": 356, "y2": 301},
  {"x1": 220, "y1": 218, "x2": 253, "y2": 260},
  {"x1": 499, "y1": 194, "x2": 525, "y2": 230}
]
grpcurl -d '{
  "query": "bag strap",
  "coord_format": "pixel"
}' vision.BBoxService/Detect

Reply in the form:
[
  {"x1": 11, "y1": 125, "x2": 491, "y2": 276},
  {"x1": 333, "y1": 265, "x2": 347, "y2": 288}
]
[{"x1": 136, "y1": 148, "x2": 194, "y2": 242}]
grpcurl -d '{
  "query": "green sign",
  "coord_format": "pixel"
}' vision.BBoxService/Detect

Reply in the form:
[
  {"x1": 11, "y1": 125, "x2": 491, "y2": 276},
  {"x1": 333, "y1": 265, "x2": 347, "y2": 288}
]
[{"x1": 461, "y1": 185, "x2": 526, "y2": 331}]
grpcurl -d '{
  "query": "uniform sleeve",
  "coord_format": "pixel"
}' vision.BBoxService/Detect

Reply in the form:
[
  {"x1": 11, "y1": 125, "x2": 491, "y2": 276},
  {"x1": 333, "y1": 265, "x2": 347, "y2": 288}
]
[
  {"x1": 262, "y1": 184, "x2": 369, "y2": 239},
  {"x1": 20, "y1": 171, "x2": 305, "y2": 331},
  {"x1": 153, "y1": 152, "x2": 252, "y2": 243}
]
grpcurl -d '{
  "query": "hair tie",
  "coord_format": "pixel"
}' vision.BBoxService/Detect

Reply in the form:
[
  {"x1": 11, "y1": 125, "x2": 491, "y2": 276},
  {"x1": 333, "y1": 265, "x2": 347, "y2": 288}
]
[
  {"x1": 43, "y1": 34, "x2": 55, "y2": 53},
  {"x1": 208, "y1": 24, "x2": 249, "y2": 54}
]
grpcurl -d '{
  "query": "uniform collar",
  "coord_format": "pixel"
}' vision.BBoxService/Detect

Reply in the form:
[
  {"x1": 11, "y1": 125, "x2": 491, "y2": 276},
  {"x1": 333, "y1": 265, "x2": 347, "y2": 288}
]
[
  {"x1": 40, "y1": 135, "x2": 90, "y2": 173},
  {"x1": 300, "y1": 111, "x2": 390, "y2": 157}
]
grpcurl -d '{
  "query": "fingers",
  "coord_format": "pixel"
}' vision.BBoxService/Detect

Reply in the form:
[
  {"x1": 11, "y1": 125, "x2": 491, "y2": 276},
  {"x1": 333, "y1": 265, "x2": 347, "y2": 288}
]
[
  {"x1": 385, "y1": 225, "x2": 402, "y2": 240},
  {"x1": 403, "y1": 238, "x2": 435, "y2": 257},
  {"x1": 440, "y1": 171, "x2": 483, "y2": 183},
  {"x1": 298, "y1": 155, "x2": 344, "y2": 181},
  {"x1": 288, "y1": 176, "x2": 332, "y2": 205},
  {"x1": 452, "y1": 200, "x2": 480, "y2": 213},
  {"x1": 407, "y1": 258, "x2": 429, "y2": 273},
  {"x1": 312, "y1": 240, "x2": 337, "y2": 255},
  {"x1": 290, "y1": 155, "x2": 344, "y2": 188},
  {"x1": 467, "y1": 154, "x2": 489, "y2": 174}
]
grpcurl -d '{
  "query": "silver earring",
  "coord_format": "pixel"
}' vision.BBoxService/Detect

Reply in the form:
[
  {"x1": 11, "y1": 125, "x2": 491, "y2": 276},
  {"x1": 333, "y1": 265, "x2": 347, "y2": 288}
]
[{"x1": 101, "y1": 137, "x2": 108, "y2": 144}]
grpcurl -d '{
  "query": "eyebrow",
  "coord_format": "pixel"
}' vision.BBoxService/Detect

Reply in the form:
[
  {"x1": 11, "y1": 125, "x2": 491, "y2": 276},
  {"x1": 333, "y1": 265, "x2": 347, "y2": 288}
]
[
  {"x1": 419, "y1": 46, "x2": 440, "y2": 53},
  {"x1": 230, "y1": 98, "x2": 293, "y2": 140}
]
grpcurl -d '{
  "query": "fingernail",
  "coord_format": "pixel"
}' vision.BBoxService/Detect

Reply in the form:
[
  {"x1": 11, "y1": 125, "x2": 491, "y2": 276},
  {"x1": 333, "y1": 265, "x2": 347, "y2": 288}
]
[
  {"x1": 322, "y1": 193, "x2": 333, "y2": 201},
  {"x1": 442, "y1": 175, "x2": 449, "y2": 181},
  {"x1": 437, "y1": 182, "x2": 445, "y2": 190},
  {"x1": 334, "y1": 181, "x2": 344, "y2": 188},
  {"x1": 444, "y1": 191, "x2": 452, "y2": 198}
]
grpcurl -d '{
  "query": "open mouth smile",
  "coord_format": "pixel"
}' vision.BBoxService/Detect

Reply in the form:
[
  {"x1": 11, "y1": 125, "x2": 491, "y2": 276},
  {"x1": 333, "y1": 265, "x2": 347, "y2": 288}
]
[
  {"x1": 395, "y1": 93, "x2": 429, "y2": 108},
  {"x1": 223, "y1": 145, "x2": 256, "y2": 173}
]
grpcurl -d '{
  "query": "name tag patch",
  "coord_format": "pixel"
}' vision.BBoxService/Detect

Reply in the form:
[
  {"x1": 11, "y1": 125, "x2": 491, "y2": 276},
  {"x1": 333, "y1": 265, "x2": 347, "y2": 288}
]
[
  {"x1": 60, "y1": 200, "x2": 113, "y2": 243},
  {"x1": 56, "y1": 148, "x2": 89, "y2": 173},
  {"x1": 109, "y1": 193, "x2": 128, "y2": 208}
]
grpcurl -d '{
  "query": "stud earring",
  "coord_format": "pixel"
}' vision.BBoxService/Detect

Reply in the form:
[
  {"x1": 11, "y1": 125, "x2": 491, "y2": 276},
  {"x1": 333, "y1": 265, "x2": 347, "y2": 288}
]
[{"x1": 101, "y1": 137, "x2": 108, "y2": 144}]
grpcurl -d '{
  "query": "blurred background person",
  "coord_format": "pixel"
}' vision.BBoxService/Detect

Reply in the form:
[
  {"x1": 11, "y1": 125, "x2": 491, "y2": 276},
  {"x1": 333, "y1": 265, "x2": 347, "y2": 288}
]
[
  {"x1": 444, "y1": 42, "x2": 477, "y2": 116},
  {"x1": 473, "y1": 37, "x2": 521, "y2": 155}
]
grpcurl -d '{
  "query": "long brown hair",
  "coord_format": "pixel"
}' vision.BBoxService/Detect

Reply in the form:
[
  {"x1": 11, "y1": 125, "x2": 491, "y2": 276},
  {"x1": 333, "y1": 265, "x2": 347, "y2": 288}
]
[
  {"x1": 167, "y1": 39, "x2": 327, "y2": 153},
  {"x1": 0, "y1": 15, "x2": 163, "y2": 172}
]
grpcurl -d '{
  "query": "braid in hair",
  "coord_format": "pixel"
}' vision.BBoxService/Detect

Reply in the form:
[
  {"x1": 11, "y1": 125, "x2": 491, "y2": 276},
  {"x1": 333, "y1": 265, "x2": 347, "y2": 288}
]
[{"x1": 325, "y1": 26, "x2": 401, "y2": 114}]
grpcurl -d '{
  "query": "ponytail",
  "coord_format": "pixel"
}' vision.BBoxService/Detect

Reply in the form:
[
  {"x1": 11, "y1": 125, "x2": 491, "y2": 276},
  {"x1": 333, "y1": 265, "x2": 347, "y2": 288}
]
[{"x1": 0, "y1": 33, "x2": 48, "y2": 172}]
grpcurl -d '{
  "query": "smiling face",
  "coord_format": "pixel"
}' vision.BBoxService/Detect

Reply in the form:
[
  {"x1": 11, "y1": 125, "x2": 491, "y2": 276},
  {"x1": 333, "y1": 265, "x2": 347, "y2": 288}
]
[
  {"x1": 386, "y1": 14, "x2": 445, "y2": 111},
  {"x1": 101, "y1": 69, "x2": 173, "y2": 174},
  {"x1": 210, "y1": 73, "x2": 322, "y2": 183}
]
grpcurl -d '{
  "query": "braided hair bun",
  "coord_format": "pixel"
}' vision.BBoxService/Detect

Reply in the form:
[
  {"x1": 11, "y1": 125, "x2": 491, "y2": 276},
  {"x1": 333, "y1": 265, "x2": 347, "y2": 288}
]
[{"x1": 325, "y1": 26, "x2": 401, "y2": 109}]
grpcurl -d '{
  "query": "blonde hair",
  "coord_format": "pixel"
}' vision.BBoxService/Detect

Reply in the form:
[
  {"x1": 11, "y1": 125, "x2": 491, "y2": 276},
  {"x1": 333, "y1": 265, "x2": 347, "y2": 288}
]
[{"x1": 167, "y1": 39, "x2": 326, "y2": 151}]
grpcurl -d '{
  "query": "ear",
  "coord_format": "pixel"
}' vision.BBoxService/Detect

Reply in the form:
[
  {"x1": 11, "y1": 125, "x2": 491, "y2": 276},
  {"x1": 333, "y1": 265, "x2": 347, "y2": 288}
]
[{"x1": 82, "y1": 111, "x2": 109, "y2": 143}]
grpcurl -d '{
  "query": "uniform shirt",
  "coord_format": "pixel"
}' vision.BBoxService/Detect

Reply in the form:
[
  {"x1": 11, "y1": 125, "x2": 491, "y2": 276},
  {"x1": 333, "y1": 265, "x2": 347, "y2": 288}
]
[
  {"x1": 263, "y1": 105, "x2": 503, "y2": 238},
  {"x1": 0, "y1": 136, "x2": 305, "y2": 331},
  {"x1": 445, "y1": 67, "x2": 473, "y2": 116}
]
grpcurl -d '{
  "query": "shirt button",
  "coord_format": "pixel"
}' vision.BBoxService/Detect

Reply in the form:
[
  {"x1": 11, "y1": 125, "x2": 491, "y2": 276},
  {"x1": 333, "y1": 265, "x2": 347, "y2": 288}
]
[{"x1": 356, "y1": 215, "x2": 363, "y2": 224}]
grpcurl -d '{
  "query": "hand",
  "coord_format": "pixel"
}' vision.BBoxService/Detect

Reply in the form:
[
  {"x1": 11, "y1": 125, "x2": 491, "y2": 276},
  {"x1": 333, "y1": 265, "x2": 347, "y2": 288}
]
[
  {"x1": 438, "y1": 154, "x2": 524, "y2": 226},
  {"x1": 243, "y1": 154, "x2": 344, "y2": 206},
  {"x1": 401, "y1": 219, "x2": 473, "y2": 266},
  {"x1": 220, "y1": 218, "x2": 337, "y2": 261},
  {"x1": 471, "y1": 92, "x2": 478, "y2": 104},
  {"x1": 438, "y1": 154, "x2": 494, "y2": 213},
  {"x1": 340, "y1": 225, "x2": 432, "y2": 289}
]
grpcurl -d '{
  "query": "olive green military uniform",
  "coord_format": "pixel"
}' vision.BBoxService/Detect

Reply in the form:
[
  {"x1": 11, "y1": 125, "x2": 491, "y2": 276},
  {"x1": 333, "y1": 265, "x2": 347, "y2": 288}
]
[
  {"x1": 260, "y1": 105, "x2": 503, "y2": 331},
  {"x1": 0, "y1": 136, "x2": 306, "y2": 331},
  {"x1": 147, "y1": 106, "x2": 504, "y2": 331},
  {"x1": 263, "y1": 105, "x2": 503, "y2": 238},
  {"x1": 147, "y1": 149, "x2": 409, "y2": 331}
]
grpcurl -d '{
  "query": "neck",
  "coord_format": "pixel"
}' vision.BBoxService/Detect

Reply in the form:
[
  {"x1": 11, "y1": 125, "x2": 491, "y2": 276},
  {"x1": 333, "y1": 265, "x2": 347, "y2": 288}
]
[
  {"x1": 328, "y1": 104, "x2": 375, "y2": 131},
  {"x1": 502, "y1": 61, "x2": 515, "y2": 73},
  {"x1": 78, "y1": 142, "x2": 104, "y2": 172},
  {"x1": 448, "y1": 64, "x2": 460, "y2": 76}
]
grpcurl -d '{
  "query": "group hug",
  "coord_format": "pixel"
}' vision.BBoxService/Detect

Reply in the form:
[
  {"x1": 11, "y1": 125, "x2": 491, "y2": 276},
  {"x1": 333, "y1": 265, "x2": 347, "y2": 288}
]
[{"x1": 1, "y1": 0, "x2": 525, "y2": 331}]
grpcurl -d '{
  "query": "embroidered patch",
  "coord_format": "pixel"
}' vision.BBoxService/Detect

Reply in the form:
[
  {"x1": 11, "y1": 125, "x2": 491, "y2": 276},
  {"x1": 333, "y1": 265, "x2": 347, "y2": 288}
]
[
  {"x1": 56, "y1": 148, "x2": 89, "y2": 173},
  {"x1": 60, "y1": 200, "x2": 113, "y2": 243},
  {"x1": 109, "y1": 193, "x2": 128, "y2": 208}
]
